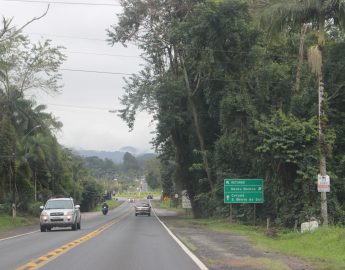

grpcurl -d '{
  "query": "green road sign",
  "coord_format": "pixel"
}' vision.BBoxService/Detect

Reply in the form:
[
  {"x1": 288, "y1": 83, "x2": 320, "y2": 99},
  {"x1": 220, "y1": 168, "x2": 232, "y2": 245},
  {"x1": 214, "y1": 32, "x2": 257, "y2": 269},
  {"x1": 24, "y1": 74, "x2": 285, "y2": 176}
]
[{"x1": 224, "y1": 179, "x2": 264, "y2": 204}]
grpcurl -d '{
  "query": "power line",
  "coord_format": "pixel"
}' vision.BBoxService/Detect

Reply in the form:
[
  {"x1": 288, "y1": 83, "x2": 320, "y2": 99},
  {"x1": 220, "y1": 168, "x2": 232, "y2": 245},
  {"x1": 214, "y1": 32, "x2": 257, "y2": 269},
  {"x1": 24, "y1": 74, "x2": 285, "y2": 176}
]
[
  {"x1": 2, "y1": 0, "x2": 122, "y2": 6},
  {"x1": 33, "y1": 65, "x2": 337, "y2": 88},
  {"x1": 24, "y1": 32, "x2": 298, "y2": 61},
  {"x1": 26, "y1": 32, "x2": 107, "y2": 42},
  {"x1": 69, "y1": 51, "x2": 141, "y2": 58},
  {"x1": 56, "y1": 67, "x2": 303, "y2": 86},
  {"x1": 60, "y1": 68, "x2": 132, "y2": 75},
  {"x1": 24, "y1": 95, "x2": 119, "y2": 112},
  {"x1": 46, "y1": 102, "x2": 115, "y2": 112}
]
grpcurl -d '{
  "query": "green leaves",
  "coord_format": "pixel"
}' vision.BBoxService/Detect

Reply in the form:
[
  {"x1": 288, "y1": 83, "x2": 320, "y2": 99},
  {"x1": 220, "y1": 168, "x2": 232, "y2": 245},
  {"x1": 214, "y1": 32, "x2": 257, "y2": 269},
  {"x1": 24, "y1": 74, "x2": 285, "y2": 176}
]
[
  {"x1": 256, "y1": 110, "x2": 318, "y2": 163},
  {"x1": 108, "y1": 0, "x2": 345, "y2": 224}
]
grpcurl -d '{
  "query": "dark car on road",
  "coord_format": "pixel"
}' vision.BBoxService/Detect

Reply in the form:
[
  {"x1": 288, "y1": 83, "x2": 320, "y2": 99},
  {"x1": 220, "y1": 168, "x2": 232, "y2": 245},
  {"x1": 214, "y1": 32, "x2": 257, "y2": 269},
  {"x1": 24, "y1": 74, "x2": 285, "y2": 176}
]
[
  {"x1": 135, "y1": 202, "x2": 151, "y2": 216},
  {"x1": 147, "y1": 194, "x2": 153, "y2": 199}
]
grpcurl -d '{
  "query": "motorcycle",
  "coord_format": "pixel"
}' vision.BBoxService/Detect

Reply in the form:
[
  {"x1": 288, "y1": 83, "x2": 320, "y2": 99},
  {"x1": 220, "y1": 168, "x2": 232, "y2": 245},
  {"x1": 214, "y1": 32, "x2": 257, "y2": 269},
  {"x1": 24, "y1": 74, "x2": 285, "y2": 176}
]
[{"x1": 102, "y1": 206, "x2": 108, "y2": 215}]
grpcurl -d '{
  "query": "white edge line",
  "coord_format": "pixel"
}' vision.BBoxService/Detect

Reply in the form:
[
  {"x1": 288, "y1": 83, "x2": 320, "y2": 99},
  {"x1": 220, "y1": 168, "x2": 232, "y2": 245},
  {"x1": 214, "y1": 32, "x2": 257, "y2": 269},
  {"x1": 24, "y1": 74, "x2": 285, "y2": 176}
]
[
  {"x1": 0, "y1": 230, "x2": 39, "y2": 242},
  {"x1": 153, "y1": 208, "x2": 208, "y2": 270}
]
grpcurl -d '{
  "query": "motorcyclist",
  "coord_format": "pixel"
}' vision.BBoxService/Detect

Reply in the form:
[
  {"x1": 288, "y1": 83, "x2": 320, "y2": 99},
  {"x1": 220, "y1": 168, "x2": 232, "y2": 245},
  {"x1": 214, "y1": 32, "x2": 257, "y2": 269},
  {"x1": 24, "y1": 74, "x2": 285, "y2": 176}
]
[
  {"x1": 102, "y1": 201, "x2": 109, "y2": 210},
  {"x1": 102, "y1": 201, "x2": 109, "y2": 215}
]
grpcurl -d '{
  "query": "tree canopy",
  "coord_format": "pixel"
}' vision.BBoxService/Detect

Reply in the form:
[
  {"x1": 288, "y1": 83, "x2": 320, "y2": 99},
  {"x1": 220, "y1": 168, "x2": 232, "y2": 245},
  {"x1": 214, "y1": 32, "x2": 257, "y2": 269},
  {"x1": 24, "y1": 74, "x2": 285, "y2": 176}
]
[{"x1": 108, "y1": 0, "x2": 345, "y2": 225}]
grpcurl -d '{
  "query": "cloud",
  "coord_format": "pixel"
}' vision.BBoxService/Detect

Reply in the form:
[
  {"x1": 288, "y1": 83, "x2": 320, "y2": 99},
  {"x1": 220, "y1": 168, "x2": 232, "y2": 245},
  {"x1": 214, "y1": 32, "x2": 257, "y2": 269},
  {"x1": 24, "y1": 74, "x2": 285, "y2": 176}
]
[{"x1": 1, "y1": 1, "x2": 154, "y2": 151}]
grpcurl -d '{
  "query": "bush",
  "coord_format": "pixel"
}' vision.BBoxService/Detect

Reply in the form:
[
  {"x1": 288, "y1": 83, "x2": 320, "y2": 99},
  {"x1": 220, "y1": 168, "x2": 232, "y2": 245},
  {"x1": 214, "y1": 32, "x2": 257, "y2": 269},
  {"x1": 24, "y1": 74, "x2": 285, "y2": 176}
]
[
  {"x1": 26, "y1": 201, "x2": 43, "y2": 216},
  {"x1": 0, "y1": 203, "x2": 11, "y2": 215}
]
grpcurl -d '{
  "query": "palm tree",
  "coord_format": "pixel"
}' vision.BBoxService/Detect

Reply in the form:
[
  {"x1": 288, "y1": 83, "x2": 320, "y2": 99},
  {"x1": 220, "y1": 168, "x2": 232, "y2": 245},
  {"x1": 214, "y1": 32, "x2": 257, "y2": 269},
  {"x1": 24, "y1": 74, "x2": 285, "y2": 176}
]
[
  {"x1": 24, "y1": 133, "x2": 50, "y2": 201},
  {"x1": 254, "y1": 0, "x2": 345, "y2": 225}
]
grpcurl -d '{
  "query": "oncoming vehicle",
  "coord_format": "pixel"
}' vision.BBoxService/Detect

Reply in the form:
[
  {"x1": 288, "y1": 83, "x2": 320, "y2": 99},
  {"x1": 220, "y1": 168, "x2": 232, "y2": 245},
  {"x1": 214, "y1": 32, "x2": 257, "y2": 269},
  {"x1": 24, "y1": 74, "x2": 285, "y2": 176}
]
[
  {"x1": 102, "y1": 202, "x2": 109, "y2": 215},
  {"x1": 40, "y1": 198, "x2": 81, "y2": 232},
  {"x1": 135, "y1": 202, "x2": 151, "y2": 216}
]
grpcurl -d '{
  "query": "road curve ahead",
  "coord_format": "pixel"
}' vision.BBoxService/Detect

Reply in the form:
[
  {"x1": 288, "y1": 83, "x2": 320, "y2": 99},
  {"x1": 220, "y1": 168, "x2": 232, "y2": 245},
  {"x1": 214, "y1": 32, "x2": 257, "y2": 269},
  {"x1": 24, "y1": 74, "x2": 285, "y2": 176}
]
[{"x1": 0, "y1": 201, "x2": 202, "y2": 270}]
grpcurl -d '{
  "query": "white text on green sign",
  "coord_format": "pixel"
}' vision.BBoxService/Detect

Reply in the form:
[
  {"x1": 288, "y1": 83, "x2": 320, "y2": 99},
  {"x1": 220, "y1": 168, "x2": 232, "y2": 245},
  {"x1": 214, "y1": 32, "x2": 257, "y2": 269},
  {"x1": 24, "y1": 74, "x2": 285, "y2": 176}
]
[{"x1": 224, "y1": 179, "x2": 264, "y2": 204}]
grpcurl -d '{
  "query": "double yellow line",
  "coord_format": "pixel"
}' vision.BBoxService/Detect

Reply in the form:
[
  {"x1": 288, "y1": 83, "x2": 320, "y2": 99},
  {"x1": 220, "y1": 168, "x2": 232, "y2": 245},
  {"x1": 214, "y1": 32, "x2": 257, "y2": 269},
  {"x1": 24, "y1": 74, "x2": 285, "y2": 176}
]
[{"x1": 16, "y1": 209, "x2": 131, "y2": 270}]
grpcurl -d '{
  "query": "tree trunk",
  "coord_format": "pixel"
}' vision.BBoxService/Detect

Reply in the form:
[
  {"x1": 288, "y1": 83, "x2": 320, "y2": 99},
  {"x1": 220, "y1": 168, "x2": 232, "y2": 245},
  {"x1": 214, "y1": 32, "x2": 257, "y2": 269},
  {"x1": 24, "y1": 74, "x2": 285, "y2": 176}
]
[
  {"x1": 179, "y1": 54, "x2": 214, "y2": 190},
  {"x1": 295, "y1": 24, "x2": 308, "y2": 92}
]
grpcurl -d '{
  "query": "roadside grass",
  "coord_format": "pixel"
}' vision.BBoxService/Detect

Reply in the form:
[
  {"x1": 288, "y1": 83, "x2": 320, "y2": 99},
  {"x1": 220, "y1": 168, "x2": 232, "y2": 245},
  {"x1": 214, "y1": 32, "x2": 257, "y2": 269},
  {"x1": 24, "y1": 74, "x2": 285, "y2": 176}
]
[
  {"x1": 0, "y1": 214, "x2": 38, "y2": 231},
  {"x1": 253, "y1": 257, "x2": 291, "y2": 270},
  {"x1": 159, "y1": 200, "x2": 179, "y2": 209},
  {"x1": 158, "y1": 201, "x2": 191, "y2": 215},
  {"x1": 178, "y1": 218, "x2": 345, "y2": 269},
  {"x1": 175, "y1": 232, "x2": 198, "y2": 252},
  {"x1": 116, "y1": 191, "x2": 160, "y2": 199},
  {"x1": 257, "y1": 226, "x2": 345, "y2": 270},
  {"x1": 94, "y1": 199, "x2": 121, "y2": 212}
]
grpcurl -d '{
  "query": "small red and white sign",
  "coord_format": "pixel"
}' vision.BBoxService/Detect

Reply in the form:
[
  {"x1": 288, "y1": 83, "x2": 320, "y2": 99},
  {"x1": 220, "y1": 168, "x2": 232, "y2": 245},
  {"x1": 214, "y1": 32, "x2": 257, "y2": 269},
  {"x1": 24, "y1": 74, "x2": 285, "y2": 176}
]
[{"x1": 318, "y1": 174, "x2": 330, "y2": 192}]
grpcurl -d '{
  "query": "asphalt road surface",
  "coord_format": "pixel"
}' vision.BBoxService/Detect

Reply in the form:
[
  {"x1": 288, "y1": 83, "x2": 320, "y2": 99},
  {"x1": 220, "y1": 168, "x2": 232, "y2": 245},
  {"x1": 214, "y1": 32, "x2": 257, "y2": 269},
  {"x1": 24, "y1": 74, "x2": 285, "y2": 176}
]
[{"x1": 0, "y1": 200, "x2": 201, "y2": 270}]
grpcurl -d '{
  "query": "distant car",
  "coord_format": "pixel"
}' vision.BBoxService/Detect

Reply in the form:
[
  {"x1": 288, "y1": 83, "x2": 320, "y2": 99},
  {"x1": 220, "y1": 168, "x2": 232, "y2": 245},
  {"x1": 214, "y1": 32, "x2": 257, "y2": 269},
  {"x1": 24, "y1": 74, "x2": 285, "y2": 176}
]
[
  {"x1": 40, "y1": 198, "x2": 81, "y2": 232},
  {"x1": 135, "y1": 202, "x2": 151, "y2": 216},
  {"x1": 128, "y1": 198, "x2": 135, "y2": 203},
  {"x1": 147, "y1": 195, "x2": 153, "y2": 199}
]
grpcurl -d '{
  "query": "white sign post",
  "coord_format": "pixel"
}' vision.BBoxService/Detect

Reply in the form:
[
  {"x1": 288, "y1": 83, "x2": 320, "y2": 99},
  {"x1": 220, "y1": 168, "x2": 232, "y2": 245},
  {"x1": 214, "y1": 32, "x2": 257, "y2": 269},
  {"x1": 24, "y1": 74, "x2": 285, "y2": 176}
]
[
  {"x1": 318, "y1": 174, "x2": 330, "y2": 192},
  {"x1": 181, "y1": 190, "x2": 192, "y2": 209}
]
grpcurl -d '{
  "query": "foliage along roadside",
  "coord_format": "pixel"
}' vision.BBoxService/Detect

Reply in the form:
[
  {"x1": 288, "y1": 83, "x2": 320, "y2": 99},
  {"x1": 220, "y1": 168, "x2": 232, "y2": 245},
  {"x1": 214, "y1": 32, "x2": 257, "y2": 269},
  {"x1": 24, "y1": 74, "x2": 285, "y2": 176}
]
[
  {"x1": 108, "y1": 0, "x2": 345, "y2": 227},
  {"x1": 0, "y1": 18, "x2": 110, "y2": 214},
  {"x1": 0, "y1": 214, "x2": 38, "y2": 232},
  {"x1": 93, "y1": 199, "x2": 121, "y2": 212},
  {"x1": 0, "y1": 17, "x2": 160, "y2": 215}
]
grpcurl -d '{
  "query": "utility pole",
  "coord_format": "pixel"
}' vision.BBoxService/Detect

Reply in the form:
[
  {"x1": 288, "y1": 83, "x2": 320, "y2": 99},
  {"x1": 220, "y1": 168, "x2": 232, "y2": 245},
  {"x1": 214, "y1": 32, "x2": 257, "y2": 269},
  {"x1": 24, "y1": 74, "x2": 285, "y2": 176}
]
[
  {"x1": 319, "y1": 81, "x2": 328, "y2": 226},
  {"x1": 12, "y1": 147, "x2": 17, "y2": 218}
]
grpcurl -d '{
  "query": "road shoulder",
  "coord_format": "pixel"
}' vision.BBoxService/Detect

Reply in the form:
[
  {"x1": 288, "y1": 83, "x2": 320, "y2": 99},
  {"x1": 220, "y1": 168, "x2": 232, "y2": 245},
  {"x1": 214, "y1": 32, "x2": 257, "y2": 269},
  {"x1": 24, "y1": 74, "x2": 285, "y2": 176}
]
[
  {"x1": 156, "y1": 209, "x2": 313, "y2": 270},
  {"x1": 0, "y1": 224, "x2": 39, "y2": 240}
]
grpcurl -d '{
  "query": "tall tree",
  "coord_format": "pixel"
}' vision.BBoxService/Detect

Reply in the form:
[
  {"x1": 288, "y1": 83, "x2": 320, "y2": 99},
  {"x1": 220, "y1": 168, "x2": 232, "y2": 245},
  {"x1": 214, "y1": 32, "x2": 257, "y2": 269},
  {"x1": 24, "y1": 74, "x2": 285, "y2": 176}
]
[
  {"x1": 122, "y1": 152, "x2": 140, "y2": 179},
  {"x1": 254, "y1": 0, "x2": 345, "y2": 225},
  {"x1": 0, "y1": 16, "x2": 65, "y2": 216},
  {"x1": 108, "y1": 0, "x2": 216, "y2": 190}
]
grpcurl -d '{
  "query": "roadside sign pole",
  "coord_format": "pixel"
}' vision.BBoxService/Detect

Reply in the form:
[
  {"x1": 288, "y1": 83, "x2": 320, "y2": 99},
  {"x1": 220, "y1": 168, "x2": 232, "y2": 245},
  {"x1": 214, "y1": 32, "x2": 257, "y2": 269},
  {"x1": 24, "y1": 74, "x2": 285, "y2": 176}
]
[
  {"x1": 224, "y1": 179, "x2": 264, "y2": 224},
  {"x1": 224, "y1": 179, "x2": 264, "y2": 204}
]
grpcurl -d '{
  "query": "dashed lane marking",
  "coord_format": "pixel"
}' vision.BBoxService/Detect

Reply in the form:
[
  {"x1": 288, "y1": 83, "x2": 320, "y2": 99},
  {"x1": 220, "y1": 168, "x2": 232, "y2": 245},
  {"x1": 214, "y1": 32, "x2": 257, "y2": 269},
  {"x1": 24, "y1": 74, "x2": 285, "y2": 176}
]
[{"x1": 16, "y1": 209, "x2": 131, "y2": 270}]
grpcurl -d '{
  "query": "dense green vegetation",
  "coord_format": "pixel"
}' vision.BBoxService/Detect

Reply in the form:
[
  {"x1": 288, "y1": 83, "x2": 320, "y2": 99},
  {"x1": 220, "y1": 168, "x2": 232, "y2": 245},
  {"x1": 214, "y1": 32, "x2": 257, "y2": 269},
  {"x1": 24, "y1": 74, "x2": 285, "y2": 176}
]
[
  {"x1": 108, "y1": 0, "x2": 345, "y2": 227},
  {"x1": 2, "y1": 0, "x2": 345, "y2": 231},
  {"x1": 0, "y1": 17, "x2": 157, "y2": 217}
]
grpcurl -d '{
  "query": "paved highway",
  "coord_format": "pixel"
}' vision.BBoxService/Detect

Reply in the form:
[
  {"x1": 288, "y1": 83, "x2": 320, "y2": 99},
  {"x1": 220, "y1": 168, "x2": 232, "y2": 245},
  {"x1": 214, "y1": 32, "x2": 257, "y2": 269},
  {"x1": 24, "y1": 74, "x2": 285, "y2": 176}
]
[{"x1": 0, "y1": 200, "x2": 203, "y2": 270}]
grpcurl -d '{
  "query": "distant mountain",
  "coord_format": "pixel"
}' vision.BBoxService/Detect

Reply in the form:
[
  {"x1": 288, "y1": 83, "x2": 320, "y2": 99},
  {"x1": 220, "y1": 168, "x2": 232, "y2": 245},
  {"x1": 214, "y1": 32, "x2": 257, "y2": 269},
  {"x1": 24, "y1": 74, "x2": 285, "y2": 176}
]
[
  {"x1": 76, "y1": 150, "x2": 125, "y2": 163},
  {"x1": 137, "y1": 153, "x2": 157, "y2": 162},
  {"x1": 119, "y1": 146, "x2": 137, "y2": 155},
  {"x1": 75, "y1": 148, "x2": 156, "y2": 163}
]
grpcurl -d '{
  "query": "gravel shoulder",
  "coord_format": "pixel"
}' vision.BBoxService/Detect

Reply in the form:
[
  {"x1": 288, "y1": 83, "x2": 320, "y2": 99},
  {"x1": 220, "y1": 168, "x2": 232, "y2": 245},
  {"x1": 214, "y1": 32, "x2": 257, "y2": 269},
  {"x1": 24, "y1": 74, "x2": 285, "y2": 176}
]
[{"x1": 155, "y1": 208, "x2": 314, "y2": 270}]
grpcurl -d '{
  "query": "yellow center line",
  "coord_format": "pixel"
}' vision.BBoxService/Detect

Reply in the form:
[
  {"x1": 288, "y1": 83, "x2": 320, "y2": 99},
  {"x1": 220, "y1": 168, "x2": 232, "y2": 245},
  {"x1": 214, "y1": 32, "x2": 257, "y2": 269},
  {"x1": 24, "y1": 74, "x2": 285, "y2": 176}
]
[{"x1": 16, "y1": 209, "x2": 131, "y2": 270}]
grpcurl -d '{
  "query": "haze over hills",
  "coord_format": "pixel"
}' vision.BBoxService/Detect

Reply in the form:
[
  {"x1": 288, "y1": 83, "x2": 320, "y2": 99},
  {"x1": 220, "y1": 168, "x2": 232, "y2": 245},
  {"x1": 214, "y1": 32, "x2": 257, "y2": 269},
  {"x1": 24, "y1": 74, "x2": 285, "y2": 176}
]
[{"x1": 75, "y1": 147, "x2": 156, "y2": 163}]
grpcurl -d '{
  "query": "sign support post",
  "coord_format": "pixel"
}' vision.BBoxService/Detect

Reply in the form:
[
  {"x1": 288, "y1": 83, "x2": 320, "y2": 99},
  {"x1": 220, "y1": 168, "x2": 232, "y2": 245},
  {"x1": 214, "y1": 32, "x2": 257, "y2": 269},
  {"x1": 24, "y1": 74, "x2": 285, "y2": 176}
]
[{"x1": 224, "y1": 179, "x2": 264, "y2": 224}]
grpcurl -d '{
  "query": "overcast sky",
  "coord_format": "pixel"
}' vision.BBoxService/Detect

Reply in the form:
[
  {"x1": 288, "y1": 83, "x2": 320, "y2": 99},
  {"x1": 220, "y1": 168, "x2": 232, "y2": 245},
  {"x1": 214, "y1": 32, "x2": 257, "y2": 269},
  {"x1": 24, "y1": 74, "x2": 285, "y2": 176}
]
[{"x1": 0, "y1": 0, "x2": 155, "y2": 152}]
